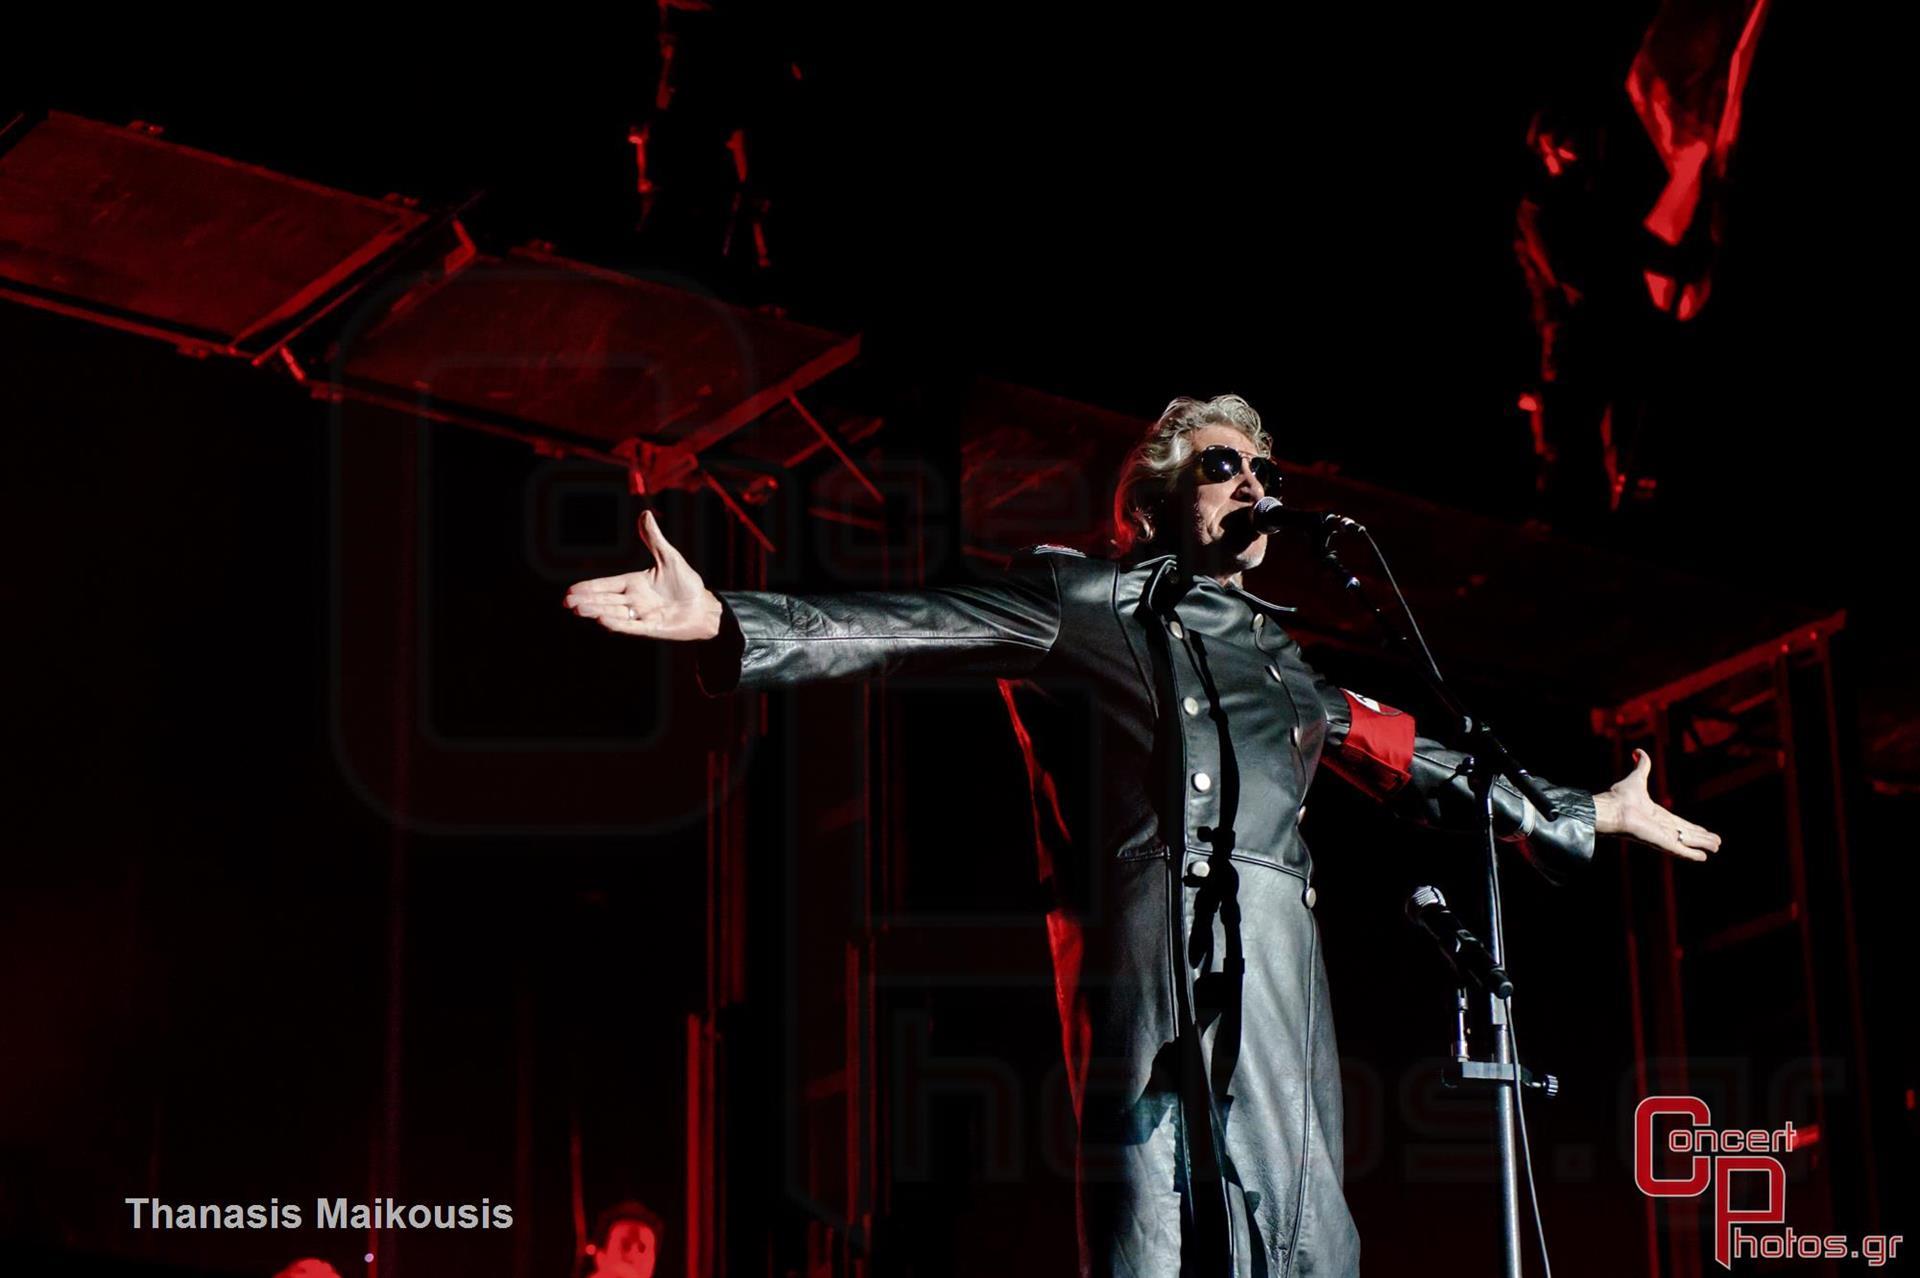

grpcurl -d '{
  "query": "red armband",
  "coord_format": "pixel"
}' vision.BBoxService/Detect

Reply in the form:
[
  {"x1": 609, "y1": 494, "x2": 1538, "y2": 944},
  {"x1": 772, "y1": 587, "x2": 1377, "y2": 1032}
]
[{"x1": 1329, "y1": 690, "x2": 1416, "y2": 794}]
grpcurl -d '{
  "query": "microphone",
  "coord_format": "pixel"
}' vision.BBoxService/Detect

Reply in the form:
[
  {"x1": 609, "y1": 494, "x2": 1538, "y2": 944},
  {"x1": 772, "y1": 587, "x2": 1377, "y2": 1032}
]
[
  {"x1": 1248, "y1": 496, "x2": 1359, "y2": 538},
  {"x1": 1406, "y1": 885, "x2": 1513, "y2": 998}
]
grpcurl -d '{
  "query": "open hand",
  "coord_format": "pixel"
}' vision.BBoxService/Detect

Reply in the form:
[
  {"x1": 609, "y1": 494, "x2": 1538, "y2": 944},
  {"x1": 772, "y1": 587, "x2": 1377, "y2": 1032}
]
[
  {"x1": 564, "y1": 509, "x2": 724, "y2": 641},
  {"x1": 1593, "y1": 748, "x2": 1723, "y2": 862}
]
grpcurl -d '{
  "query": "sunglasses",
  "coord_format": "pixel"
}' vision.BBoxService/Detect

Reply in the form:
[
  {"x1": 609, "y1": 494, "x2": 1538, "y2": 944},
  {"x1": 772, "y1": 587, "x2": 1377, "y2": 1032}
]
[{"x1": 1194, "y1": 444, "x2": 1281, "y2": 492}]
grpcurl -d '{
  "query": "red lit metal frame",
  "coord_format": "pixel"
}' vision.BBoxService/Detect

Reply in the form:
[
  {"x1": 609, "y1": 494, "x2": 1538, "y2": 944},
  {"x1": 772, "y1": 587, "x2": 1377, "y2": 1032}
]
[
  {"x1": 0, "y1": 109, "x2": 446, "y2": 362},
  {"x1": 1597, "y1": 612, "x2": 1881, "y2": 1275},
  {"x1": 324, "y1": 245, "x2": 861, "y2": 551},
  {"x1": 0, "y1": 107, "x2": 876, "y2": 558}
]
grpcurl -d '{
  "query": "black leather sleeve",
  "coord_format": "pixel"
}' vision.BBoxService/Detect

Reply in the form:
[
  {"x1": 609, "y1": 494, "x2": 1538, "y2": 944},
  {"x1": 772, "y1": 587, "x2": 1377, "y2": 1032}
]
[
  {"x1": 1314, "y1": 663, "x2": 1597, "y2": 885},
  {"x1": 694, "y1": 548, "x2": 1064, "y2": 695},
  {"x1": 1395, "y1": 741, "x2": 1597, "y2": 885}
]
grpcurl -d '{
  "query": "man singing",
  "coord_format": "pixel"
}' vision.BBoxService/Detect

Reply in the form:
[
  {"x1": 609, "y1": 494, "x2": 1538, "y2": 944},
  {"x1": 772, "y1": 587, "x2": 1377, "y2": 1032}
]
[{"x1": 564, "y1": 394, "x2": 1720, "y2": 1276}]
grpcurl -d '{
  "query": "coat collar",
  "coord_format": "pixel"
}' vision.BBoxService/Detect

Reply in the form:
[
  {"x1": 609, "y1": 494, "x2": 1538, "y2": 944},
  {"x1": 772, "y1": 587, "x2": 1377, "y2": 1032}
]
[
  {"x1": 1221, "y1": 579, "x2": 1299, "y2": 616},
  {"x1": 1121, "y1": 550, "x2": 1298, "y2": 616}
]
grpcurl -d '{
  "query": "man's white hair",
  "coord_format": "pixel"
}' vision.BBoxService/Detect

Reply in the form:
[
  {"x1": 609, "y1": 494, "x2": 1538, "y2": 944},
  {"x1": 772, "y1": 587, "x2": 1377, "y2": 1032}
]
[{"x1": 1110, "y1": 394, "x2": 1273, "y2": 554}]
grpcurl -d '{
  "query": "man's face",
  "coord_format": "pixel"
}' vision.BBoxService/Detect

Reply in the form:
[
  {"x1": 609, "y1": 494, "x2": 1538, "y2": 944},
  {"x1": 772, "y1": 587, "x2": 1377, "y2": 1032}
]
[
  {"x1": 1170, "y1": 424, "x2": 1272, "y2": 576},
  {"x1": 592, "y1": 1220, "x2": 657, "y2": 1278}
]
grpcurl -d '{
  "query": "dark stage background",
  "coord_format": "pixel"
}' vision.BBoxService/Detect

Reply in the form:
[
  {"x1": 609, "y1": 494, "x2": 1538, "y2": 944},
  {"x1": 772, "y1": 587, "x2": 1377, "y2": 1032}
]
[{"x1": 4, "y1": 7, "x2": 1914, "y2": 1277}]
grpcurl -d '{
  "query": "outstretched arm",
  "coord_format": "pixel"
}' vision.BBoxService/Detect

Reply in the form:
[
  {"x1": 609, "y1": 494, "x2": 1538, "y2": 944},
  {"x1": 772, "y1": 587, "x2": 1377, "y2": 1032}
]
[
  {"x1": 1300, "y1": 651, "x2": 1720, "y2": 883},
  {"x1": 565, "y1": 515, "x2": 1064, "y2": 693}
]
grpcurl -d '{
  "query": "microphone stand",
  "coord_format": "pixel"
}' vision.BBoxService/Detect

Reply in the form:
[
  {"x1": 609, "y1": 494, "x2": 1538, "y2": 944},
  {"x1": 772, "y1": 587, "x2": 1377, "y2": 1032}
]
[
  {"x1": 1314, "y1": 524, "x2": 1557, "y2": 1278},
  {"x1": 1311, "y1": 526, "x2": 1560, "y2": 822}
]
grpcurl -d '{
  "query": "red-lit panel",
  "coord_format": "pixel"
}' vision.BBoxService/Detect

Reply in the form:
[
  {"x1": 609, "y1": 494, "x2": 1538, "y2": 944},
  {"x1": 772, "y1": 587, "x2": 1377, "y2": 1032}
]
[
  {"x1": 0, "y1": 110, "x2": 427, "y2": 353},
  {"x1": 331, "y1": 247, "x2": 858, "y2": 455}
]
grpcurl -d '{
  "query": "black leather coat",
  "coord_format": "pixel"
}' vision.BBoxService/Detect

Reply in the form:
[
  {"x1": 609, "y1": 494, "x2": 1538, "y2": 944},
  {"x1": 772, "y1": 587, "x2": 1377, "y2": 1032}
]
[{"x1": 697, "y1": 546, "x2": 1597, "y2": 1277}]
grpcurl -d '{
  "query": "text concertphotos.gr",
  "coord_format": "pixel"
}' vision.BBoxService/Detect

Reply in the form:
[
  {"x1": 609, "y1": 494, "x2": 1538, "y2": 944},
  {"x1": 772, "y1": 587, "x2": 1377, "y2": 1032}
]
[{"x1": 124, "y1": 1197, "x2": 514, "y2": 1230}]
